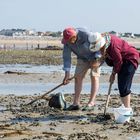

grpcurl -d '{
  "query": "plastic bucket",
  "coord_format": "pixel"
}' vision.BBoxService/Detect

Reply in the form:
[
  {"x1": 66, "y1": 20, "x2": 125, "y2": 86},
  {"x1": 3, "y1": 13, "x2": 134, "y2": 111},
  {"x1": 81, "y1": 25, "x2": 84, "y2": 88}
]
[{"x1": 113, "y1": 107, "x2": 133, "y2": 124}]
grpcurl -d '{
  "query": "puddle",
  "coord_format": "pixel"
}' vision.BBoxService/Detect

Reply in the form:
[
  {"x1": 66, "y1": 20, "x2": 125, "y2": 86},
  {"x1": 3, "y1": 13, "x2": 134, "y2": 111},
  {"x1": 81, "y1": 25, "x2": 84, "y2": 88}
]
[
  {"x1": 0, "y1": 83, "x2": 139, "y2": 96},
  {"x1": 0, "y1": 64, "x2": 75, "y2": 74},
  {"x1": 0, "y1": 64, "x2": 139, "y2": 95},
  {"x1": 0, "y1": 106, "x2": 7, "y2": 112},
  {"x1": 128, "y1": 136, "x2": 140, "y2": 140}
]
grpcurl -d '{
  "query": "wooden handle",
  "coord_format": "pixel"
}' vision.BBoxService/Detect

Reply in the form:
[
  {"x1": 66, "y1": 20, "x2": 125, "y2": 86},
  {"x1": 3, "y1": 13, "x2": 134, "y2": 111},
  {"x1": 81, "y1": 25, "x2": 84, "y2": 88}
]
[
  {"x1": 104, "y1": 82, "x2": 113, "y2": 115},
  {"x1": 26, "y1": 76, "x2": 75, "y2": 105}
]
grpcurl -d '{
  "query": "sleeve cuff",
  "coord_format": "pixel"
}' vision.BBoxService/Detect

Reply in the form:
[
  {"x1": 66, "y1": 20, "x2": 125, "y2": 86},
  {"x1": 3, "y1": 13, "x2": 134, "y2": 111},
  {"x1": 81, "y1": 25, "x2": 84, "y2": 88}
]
[{"x1": 63, "y1": 67, "x2": 70, "y2": 72}]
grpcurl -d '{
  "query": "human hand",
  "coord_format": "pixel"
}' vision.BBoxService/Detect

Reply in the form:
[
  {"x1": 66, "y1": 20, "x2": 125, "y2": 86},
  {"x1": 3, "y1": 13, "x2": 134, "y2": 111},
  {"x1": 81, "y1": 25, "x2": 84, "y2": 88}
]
[{"x1": 63, "y1": 72, "x2": 70, "y2": 85}]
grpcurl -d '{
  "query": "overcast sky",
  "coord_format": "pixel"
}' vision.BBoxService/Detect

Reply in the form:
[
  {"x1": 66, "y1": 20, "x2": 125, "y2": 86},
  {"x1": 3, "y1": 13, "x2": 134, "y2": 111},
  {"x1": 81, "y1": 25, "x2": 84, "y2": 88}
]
[{"x1": 0, "y1": 0, "x2": 140, "y2": 33}]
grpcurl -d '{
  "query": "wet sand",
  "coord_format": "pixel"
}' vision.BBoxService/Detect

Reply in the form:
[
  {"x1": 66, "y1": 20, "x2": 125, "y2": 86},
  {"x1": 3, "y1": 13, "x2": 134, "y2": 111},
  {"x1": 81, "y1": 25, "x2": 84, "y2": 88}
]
[
  {"x1": 0, "y1": 72, "x2": 139, "y2": 140},
  {"x1": 0, "y1": 94, "x2": 140, "y2": 140},
  {"x1": 0, "y1": 71, "x2": 140, "y2": 84}
]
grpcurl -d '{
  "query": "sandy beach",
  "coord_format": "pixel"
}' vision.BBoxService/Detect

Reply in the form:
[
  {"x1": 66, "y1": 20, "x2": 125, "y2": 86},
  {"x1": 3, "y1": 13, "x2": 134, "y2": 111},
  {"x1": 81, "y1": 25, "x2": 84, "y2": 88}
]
[{"x1": 0, "y1": 37, "x2": 62, "y2": 50}]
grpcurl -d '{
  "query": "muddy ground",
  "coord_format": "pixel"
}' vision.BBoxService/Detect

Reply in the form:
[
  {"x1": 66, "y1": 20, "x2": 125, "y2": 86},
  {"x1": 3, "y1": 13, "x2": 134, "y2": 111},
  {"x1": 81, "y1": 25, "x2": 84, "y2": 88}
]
[
  {"x1": 0, "y1": 67, "x2": 139, "y2": 140},
  {"x1": 0, "y1": 93, "x2": 140, "y2": 140}
]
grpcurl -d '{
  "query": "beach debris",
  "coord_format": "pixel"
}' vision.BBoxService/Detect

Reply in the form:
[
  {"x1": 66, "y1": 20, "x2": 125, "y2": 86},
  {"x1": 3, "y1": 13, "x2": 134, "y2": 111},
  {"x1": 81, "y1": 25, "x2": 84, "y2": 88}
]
[
  {"x1": 42, "y1": 131, "x2": 62, "y2": 137},
  {"x1": 20, "y1": 138, "x2": 30, "y2": 140},
  {"x1": 75, "y1": 119, "x2": 90, "y2": 125},
  {"x1": 29, "y1": 122, "x2": 40, "y2": 127},
  {"x1": 35, "y1": 45, "x2": 62, "y2": 50},
  {"x1": 104, "y1": 113, "x2": 112, "y2": 120},
  {"x1": 0, "y1": 94, "x2": 140, "y2": 140},
  {"x1": 0, "y1": 130, "x2": 31, "y2": 138},
  {"x1": 68, "y1": 132, "x2": 108, "y2": 140},
  {"x1": 4, "y1": 71, "x2": 28, "y2": 75},
  {"x1": 32, "y1": 136, "x2": 44, "y2": 139},
  {"x1": 122, "y1": 119, "x2": 140, "y2": 133},
  {"x1": 91, "y1": 113, "x2": 114, "y2": 123},
  {"x1": 0, "y1": 124, "x2": 14, "y2": 131}
]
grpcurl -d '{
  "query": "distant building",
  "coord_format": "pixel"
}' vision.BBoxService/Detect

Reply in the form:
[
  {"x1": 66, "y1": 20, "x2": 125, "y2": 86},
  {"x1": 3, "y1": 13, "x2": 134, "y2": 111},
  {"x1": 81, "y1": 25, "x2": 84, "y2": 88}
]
[
  {"x1": 25, "y1": 29, "x2": 36, "y2": 36},
  {"x1": 122, "y1": 33, "x2": 136, "y2": 38},
  {"x1": 37, "y1": 32, "x2": 44, "y2": 36},
  {"x1": 130, "y1": 33, "x2": 135, "y2": 38},
  {"x1": 0, "y1": 29, "x2": 26, "y2": 36}
]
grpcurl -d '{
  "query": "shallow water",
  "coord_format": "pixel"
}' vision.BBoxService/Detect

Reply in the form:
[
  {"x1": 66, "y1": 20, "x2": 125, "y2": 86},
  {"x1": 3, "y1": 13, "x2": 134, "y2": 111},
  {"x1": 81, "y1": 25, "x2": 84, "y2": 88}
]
[
  {"x1": 0, "y1": 83, "x2": 139, "y2": 95},
  {"x1": 128, "y1": 136, "x2": 140, "y2": 140},
  {"x1": 0, "y1": 106, "x2": 7, "y2": 112},
  {"x1": 0, "y1": 64, "x2": 65, "y2": 74},
  {"x1": 0, "y1": 64, "x2": 140, "y2": 95},
  {"x1": 0, "y1": 64, "x2": 140, "y2": 74}
]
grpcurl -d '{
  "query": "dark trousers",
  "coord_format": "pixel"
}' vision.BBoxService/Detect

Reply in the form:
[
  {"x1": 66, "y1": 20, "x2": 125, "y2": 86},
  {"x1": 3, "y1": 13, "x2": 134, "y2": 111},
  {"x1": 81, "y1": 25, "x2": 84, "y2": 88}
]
[{"x1": 118, "y1": 61, "x2": 136, "y2": 97}]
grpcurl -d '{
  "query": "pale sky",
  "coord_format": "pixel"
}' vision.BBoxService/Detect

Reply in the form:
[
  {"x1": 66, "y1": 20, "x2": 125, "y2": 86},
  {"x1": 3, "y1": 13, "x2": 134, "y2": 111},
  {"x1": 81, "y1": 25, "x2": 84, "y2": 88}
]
[{"x1": 0, "y1": 0, "x2": 140, "y2": 33}]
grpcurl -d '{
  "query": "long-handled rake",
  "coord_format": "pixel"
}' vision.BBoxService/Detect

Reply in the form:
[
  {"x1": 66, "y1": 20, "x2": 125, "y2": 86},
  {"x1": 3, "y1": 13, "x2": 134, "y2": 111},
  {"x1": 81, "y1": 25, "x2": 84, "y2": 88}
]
[
  {"x1": 26, "y1": 59, "x2": 104, "y2": 106},
  {"x1": 104, "y1": 82, "x2": 113, "y2": 115},
  {"x1": 26, "y1": 76, "x2": 75, "y2": 106}
]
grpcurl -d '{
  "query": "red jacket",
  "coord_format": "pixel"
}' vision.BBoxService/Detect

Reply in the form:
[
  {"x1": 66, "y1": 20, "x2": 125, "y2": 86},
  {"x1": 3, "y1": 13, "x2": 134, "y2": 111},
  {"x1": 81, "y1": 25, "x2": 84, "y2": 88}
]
[{"x1": 106, "y1": 35, "x2": 140, "y2": 73}]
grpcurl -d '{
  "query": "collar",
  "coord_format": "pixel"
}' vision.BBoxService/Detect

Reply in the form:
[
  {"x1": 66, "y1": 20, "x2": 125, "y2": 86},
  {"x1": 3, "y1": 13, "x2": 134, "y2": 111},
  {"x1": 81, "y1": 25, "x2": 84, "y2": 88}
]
[{"x1": 101, "y1": 32, "x2": 111, "y2": 49}]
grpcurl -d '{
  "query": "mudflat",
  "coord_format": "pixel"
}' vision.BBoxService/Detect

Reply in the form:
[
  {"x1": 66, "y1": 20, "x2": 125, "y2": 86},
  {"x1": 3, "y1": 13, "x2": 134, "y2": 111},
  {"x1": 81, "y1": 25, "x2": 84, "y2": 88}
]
[
  {"x1": 0, "y1": 93, "x2": 140, "y2": 140},
  {"x1": 0, "y1": 37, "x2": 139, "y2": 140},
  {"x1": 0, "y1": 70, "x2": 139, "y2": 140}
]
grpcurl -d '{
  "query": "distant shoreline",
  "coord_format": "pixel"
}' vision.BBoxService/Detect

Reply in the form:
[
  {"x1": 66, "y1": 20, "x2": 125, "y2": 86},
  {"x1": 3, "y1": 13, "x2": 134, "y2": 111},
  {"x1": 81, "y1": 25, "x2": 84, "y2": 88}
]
[
  {"x1": 0, "y1": 36, "x2": 140, "y2": 50},
  {"x1": 0, "y1": 36, "x2": 62, "y2": 50},
  {"x1": 0, "y1": 37, "x2": 139, "y2": 65}
]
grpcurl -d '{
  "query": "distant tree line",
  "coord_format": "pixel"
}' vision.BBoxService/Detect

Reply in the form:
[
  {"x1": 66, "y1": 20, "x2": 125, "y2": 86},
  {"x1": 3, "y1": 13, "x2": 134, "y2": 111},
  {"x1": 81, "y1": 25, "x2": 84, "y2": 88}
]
[{"x1": 0, "y1": 29, "x2": 26, "y2": 36}]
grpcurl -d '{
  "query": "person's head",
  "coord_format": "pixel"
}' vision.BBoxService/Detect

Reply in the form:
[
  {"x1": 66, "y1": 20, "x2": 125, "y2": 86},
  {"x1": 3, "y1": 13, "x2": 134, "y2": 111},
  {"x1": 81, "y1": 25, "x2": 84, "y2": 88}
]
[
  {"x1": 62, "y1": 27, "x2": 77, "y2": 44},
  {"x1": 89, "y1": 32, "x2": 106, "y2": 54}
]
